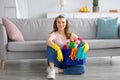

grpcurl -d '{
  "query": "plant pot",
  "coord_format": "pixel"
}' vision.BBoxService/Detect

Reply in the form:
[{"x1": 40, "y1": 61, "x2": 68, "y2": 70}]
[{"x1": 93, "y1": 6, "x2": 99, "y2": 12}]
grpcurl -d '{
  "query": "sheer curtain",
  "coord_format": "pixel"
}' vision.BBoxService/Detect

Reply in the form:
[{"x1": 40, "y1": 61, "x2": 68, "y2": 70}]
[{"x1": 16, "y1": 0, "x2": 28, "y2": 18}]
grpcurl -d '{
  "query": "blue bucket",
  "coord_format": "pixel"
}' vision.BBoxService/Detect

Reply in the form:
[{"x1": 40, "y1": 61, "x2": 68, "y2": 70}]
[{"x1": 61, "y1": 48, "x2": 86, "y2": 65}]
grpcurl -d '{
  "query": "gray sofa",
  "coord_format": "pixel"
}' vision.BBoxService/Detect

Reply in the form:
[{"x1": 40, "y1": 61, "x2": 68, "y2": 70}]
[{"x1": 0, "y1": 18, "x2": 120, "y2": 71}]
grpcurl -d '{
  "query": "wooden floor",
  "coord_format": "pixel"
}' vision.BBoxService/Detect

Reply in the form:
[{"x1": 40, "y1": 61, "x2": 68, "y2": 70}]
[{"x1": 0, "y1": 57, "x2": 120, "y2": 80}]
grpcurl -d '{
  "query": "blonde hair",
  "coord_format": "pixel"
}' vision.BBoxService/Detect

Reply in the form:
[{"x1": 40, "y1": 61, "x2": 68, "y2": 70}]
[{"x1": 52, "y1": 15, "x2": 72, "y2": 39}]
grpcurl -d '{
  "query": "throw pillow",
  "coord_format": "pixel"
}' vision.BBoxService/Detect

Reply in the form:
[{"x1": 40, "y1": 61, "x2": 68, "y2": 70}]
[
  {"x1": 2, "y1": 17, "x2": 24, "y2": 41},
  {"x1": 97, "y1": 17, "x2": 119, "y2": 39}
]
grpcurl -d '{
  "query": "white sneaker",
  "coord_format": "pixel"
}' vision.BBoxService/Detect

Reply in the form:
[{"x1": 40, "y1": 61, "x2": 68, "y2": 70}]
[
  {"x1": 47, "y1": 67, "x2": 59, "y2": 73},
  {"x1": 47, "y1": 68, "x2": 55, "y2": 79}
]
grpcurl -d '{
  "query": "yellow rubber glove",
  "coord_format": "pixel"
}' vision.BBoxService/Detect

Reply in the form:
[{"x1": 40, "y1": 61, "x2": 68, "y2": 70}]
[
  {"x1": 83, "y1": 41, "x2": 89, "y2": 53},
  {"x1": 52, "y1": 44, "x2": 63, "y2": 62}
]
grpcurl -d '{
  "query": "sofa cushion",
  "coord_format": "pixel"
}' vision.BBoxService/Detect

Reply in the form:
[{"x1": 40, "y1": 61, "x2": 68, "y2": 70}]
[
  {"x1": 2, "y1": 17, "x2": 24, "y2": 41},
  {"x1": 97, "y1": 17, "x2": 119, "y2": 39},
  {"x1": 86, "y1": 39, "x2": 120, "y2": 49},
  {"x1": 68, "y1": 18, "x2": 97, "y2": 39},
  {"x1": 8, "y1": 39, "x2": 120, "y2": 51},
  {"x1": 8, "y1": 18, "x2": 98, "y2": 41},
  {"x1": 9, "y1": 18, "x2": 54, "y2": 41},
  {"x1": 8, "y1": 41, "x2": 46, "y2": 51}
]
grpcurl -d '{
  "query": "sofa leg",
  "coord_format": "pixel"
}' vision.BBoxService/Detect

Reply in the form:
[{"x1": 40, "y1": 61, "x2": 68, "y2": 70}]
[
  {"x1": 1, "y1": 59, "x2": 5, "y2": 71},
  {"x1": 110, "y1": 56, "x2": 112, "y2": 64}
]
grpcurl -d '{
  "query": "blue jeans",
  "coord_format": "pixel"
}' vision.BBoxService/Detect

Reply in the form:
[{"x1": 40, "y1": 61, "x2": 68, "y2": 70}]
[{"x1": 47, "y1": 46, "x2": 85, "y2": 75}]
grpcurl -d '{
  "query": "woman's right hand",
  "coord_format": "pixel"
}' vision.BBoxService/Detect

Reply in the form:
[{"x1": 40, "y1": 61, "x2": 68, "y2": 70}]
[
  {"x1": 46, "y1": 34, "x2": 63, "y2": 62},
  {"x1": 52, "y1": 44, "x2": 63, "y2": 62}
]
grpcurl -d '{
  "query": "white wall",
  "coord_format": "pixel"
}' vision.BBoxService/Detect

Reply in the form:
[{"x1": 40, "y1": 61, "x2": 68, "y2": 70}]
[
  {"x1": 27, "y1": 0, "x2": 120, "y2": 18},
  {"x1": 99, "y1": 0, "x2": 120, "y2": 12},
  {"x1": 0, "y1": 0, "x2": 16, "y2": 23},
  {"x1": 1, "y1": 0, "x2": 120, "y2": 19},
  {"x1": 0, "y1": 0, "x2": 4, "y2": 23},
  {"x1": 27, "y1": 0, "x2": 93, "y2": 18}
]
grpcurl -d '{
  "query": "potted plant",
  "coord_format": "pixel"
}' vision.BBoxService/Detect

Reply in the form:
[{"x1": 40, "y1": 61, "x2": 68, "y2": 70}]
[{"x1": 93, "y1": 0, "x2": 99, "y2": 12}]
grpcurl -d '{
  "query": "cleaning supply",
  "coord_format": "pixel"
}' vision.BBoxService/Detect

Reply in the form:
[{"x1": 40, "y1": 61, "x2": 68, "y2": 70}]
[
  {"x1": 78, "y1": 37, "x2": 83, "y2": 42},
  {"x1": 76, "y1": 47, "x2": 87, "y2": 60},
  {"x1": 69, "y1": 48, "x2": 78, "y2": 60},
  {"x1": 83, "y1": 41, "x2": 89, "y2": 53},
  {"x1": 52, "y1": 44, "x2": 63, "y2": 62},
  {"x1": 74, "y1": 37, "x2": 83, "y2": 48},
  {"x1": 69, "y1": 41, "x2": 75, "y2": 49},
  {"x1": 62, "y1": 45, "x2": 67, "y2": 49},
  {"x1": 77, "y1": 41, "x2": 84, "y2": 48}
]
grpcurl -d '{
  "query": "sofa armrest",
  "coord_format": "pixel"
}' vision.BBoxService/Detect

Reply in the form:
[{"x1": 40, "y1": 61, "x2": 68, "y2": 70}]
[{"x1": 0, "y1": 24, "x2": 8, "y2": 59}]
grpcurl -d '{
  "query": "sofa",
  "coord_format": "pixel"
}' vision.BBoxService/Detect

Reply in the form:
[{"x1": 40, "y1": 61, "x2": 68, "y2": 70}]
[{"x1": 0, "y1": 18, "x2": 120, "y2": 71}]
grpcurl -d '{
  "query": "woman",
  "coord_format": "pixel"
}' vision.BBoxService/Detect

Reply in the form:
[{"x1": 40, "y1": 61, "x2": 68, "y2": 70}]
[{"x1": 46, "y1": 15, "x2": 85, "y2": 80}]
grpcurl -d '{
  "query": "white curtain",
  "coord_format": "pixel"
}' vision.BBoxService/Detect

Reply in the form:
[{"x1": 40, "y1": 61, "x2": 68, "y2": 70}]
[{"x1": 16, "y1": 0, "x2": 28, "y2": 18}]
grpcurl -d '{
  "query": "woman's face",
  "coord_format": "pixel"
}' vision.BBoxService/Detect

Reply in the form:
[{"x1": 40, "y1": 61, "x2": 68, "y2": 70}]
[{"x1": 56, "y1": 18, "x2": 66, "y2": 31}]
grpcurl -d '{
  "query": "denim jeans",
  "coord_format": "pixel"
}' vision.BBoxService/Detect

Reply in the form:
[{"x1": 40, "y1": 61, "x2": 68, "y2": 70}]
[{"x1": 47, "y1": 46, "x2": 85, "y2": 74}]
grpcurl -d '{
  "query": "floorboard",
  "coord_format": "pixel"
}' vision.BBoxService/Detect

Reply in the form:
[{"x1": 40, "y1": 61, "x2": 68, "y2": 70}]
[{"x1": 0, "y1": 57, "x2": 120, "y2": 80}]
